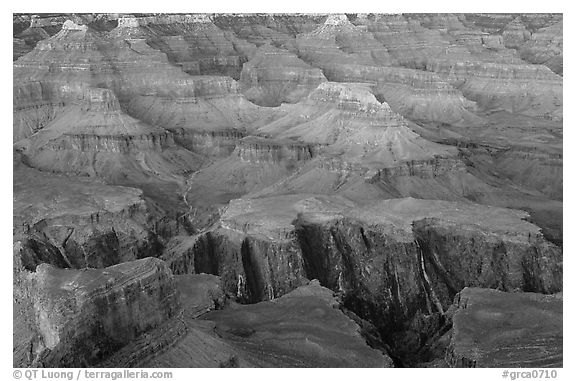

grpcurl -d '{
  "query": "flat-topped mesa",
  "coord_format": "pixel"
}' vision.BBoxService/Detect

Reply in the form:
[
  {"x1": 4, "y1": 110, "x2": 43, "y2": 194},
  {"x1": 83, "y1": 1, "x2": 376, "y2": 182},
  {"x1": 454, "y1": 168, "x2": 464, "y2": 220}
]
[
  {"x1": 21, "y1": 258, "x2": 179, "y2": 367},
  {"x1": 239, "y1": 44, "x2": 327, "y2": 106}
]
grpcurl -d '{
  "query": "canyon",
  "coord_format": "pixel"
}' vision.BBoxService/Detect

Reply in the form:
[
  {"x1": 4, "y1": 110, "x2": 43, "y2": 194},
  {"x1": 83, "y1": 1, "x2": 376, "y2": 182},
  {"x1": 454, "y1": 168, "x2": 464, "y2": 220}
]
[{"x1": 13, "y1": 13, "x2": 562, "y2": 368}]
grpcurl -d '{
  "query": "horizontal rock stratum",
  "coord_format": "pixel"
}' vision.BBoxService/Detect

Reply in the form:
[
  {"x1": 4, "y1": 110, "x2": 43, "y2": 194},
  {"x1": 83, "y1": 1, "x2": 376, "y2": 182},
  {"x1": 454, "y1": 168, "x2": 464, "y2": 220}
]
[
  {"x1": 447, "y1": 287, "x2": 562, "y2": 368},
  {"x1": 13, "y1": 12, "x2": 562, "y2": 368}
]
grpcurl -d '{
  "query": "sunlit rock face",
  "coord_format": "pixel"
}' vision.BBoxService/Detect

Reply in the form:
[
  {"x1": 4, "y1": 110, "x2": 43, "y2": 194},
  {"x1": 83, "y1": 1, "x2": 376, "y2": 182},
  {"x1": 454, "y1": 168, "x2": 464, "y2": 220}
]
[{"x1": 13, "y1": 13, "x2": 562, "y2": 368}]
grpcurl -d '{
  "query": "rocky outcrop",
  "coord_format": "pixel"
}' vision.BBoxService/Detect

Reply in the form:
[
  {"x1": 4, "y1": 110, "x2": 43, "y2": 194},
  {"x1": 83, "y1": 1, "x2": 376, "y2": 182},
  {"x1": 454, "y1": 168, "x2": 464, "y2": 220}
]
[
  {"x1": 13, "y1": 13, "x2": 563, "y2": 368},
  {"x1": 502, "y1": 17, "x2": 531, "y2": 49},
  {"x1": 13, "y1": 15, "x2": 67, "y2": 60},
  {"x1": 112, "y1": 14, "x2": 255, "y2": 79},
  {"x1": 211, "y1": 13, "x2": 326, "y2": 47},
  {"x1": 257, "y1": 82, "x2": 457, "y2": 167},
  {"x1": 164, "y1": 195, "x2": 561, "y2": 361},
  {"x1": 433, "y1": 61, "x2": 561, "y2": 119},
  {"x1": 295, "y1": 14, "x2": 395, "y2": 74},
  {"x1": 234, "y1": 137, "x2": 318, "y2": 163},
  {"x1": 14, "y1": 257, "x2": 179, "y2": 367},
  {"x1": 519, "y1": 21, "x2": 562, "y2": 76},
  {"x1": 359, "y1": 13, "x2": 563, "y2": 119},
  {"x1": 175, "y1": 274, "x2": 225, "y2": 318},
  {"x1": 13, "y1": 81, "x2": 67, "y2": 142},
  {"x1": 15, "y1": 87, "x2": 201, "y2": 203},
  {"x1": 323, "y1": 64, "x2": 482, "y2": 126},
  {"x1": 13, "y1": 162, "x2": 164, "y2": 270},
  {"x1": 13, "y1": 19, "x2": 220, "y2": 108},
  {"x1": 447, "y1": 287, "x2": 562, "y2": 367},
  {"x1": 491, "y1": 146, "x2": 562, "y2": 200},
  {"x1": 204, "y1": 279, "x2": 394, "y2": 367},
  {"x1": 104, "y1": 278, "x2": 392, "y2": 367},
  {"x1": 123, "y1": 76, "x2": 274, "y2": 136},
  {"x1": 240, "y1": 44, "x2": 327, "y2": 106},
  {"x1": 352, "y1": 14, "x2": 450, "y2": 69}
]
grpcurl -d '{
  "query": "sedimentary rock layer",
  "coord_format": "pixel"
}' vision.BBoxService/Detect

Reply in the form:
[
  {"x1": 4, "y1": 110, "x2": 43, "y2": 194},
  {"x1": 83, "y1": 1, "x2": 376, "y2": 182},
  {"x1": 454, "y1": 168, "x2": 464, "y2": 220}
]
[
  {"x1": 13, "y1": 159, "x2": 163, "y2": 270},
  {"x1": 164, "y1": 195, "x2": 561, "y2": 346},
  {"x1": 240, "y1": 44, "x2": 327, "y2": 106},
  {"x1": 14, "y1": 258, "x2": 179, "y2": 367},
  {"x1": 447, "y1": 287, "x2": 562, "y2": 367}
]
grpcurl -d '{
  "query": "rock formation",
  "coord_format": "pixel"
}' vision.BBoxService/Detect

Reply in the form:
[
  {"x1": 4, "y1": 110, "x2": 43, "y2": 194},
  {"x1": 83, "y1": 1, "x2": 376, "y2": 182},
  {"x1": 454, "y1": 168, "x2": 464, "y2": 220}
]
[
  {"x1": 161, "y1": 194, "x2": 561, "y2": 361},
  {"x1": 240, "y1": 44, "x2": 327, "y2": 106},
  {"x1": 13, "y1": 13, "x2": 562, "y2": 368},
  {"x1": 105, "y1": 279, "x2": 393, "y2": 367},
  {"x1": 447, "y1": 287, "x2": 562, "y2": 367},
  {"x1": 14, "y1": 157, "x2": 165, "y2": 270},
  {"x1": 14, "y1": 258, "x2": 179, "y2": 367}
]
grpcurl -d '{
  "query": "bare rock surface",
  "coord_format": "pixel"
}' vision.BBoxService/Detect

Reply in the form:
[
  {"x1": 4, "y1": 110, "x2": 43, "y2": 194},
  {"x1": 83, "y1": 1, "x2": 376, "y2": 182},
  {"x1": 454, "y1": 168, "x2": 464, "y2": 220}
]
[
  {"x1": 13, "y1": 13, "x2": 562, "y2": 368},
  {"x1": 14, "y1": 257, "x2": 179, "y2": 367},
  {"x1": 447, "y1": 287, "x2": 562, "y2": 367},
  {"x1": 14, "y1": 157, "x2": 163, "y2": 269},
  {"x1": 240, "y1": 44, "x2": 327, "y2": 106},
  {"x1": 104, "y1": 277, "x2": 392, "y2": 367},
  {"x1": 162, "y1": 193, "x2": 561, "y2": 365},
  {"x1": 202, "y1": 280, "x2": 394, "y2": 367}
]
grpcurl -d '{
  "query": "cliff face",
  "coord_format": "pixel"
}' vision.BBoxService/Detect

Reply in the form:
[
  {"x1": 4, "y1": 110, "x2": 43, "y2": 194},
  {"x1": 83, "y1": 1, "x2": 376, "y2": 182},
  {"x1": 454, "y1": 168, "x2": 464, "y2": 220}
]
[
  {"x1": 204, "y1": 280, "x2": 394, "y2": 367},
  {"x1": 14, "y1": 258, "x2": 179, "y2": 367},
  {"x1": 162, "y1": 195, "x2": 562, "y2": 359},
  {"x1": 13, "y1": 13, "x2": 562, "y2": 368}
]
